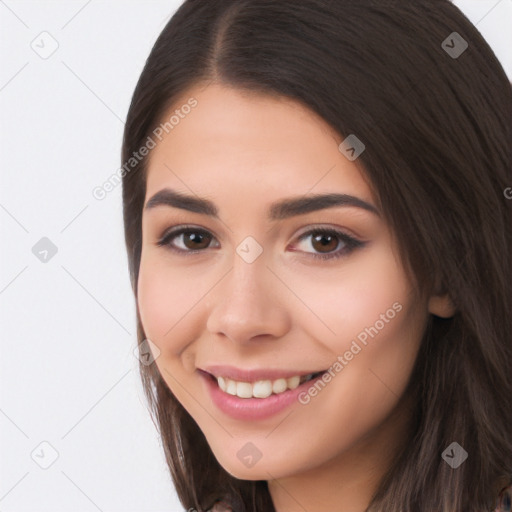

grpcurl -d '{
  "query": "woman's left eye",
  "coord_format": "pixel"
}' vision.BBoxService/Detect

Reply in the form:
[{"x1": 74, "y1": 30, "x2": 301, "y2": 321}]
[
  {"x1": 292, "y1": 228, "x2": 365, "y2": 261},
  {"x1": 156, "y1": 225, "x2": 365, "y2": 261}
]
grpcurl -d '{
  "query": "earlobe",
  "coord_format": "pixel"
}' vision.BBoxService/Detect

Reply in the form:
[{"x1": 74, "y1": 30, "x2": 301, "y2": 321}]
[{"x1": 428, "y1": 293, "x2": 456, "y2": 318}]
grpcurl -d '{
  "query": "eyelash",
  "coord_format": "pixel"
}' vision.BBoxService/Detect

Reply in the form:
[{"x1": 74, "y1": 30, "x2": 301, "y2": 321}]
[{"x1": 156, "y1": 224, "x2": 365, "y2": 261}]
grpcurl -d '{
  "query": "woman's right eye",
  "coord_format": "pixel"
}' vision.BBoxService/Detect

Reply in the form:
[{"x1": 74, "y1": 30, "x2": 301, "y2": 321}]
[{"x1": 157, "y1": 226, "x2": 220, "y2": 254}]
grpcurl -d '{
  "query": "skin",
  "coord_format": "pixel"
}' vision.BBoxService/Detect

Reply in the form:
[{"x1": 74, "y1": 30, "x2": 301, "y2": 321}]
[{"x1": 137, "y1": 83, "x2": 455, "y2": 512}]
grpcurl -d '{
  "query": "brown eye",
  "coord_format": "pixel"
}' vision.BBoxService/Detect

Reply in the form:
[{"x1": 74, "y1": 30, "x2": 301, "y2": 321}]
[
  {"x1": 310, "y1": 232, "x2": 339, "y2": 253},
  {"x1": 157, "y1": 227, "x2": 219, "y2": 253},
  {"x1": 180, "y1": 231, "x2": 212, "y2": 250},
  {"x1": 294, "y1": 227, "x2": 365, "y2": 261}
]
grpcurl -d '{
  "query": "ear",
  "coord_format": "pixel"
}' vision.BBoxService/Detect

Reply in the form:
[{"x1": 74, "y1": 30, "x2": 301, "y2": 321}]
[{"x1": 428, "y1": 293, "x2": 456, "y2": 318}]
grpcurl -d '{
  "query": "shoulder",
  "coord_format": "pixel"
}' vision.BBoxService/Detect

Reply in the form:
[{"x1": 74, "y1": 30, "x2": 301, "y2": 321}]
[
  {"x1": 207, "y1": 501, "x2": 233, "y2": 512},
  {"x1": 493, "y1": 482, "x2": 511, "y2": 512},
  {"x1": 204, "y1": 485, "x2": 512, "y2": 511}
]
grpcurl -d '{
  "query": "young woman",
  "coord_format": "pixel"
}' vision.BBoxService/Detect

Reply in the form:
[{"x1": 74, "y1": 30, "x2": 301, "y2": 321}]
[{"x1": 121, "y1": 1, "x2": 512, "y2": 510}]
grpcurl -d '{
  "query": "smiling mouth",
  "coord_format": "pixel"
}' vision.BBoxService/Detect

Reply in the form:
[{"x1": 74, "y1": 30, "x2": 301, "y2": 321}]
[{"x1": 204, "y1": 370, "x2": 327, "y2": 399}]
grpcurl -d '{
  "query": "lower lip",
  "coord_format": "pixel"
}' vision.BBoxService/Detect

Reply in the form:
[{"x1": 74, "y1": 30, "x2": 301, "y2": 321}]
[{"x1": 198, "y1": 370, "x2": 326, "y2": 421}]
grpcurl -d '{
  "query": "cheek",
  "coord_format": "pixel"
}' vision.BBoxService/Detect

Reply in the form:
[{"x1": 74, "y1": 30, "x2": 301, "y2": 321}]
[
  {"x1": 306, "y1": 248, "x2": 425, "y2": 434},
  {"x1": 136, "y1": 253, "x2": 206, "y2": 356},
  {"x1": 284, "y1": 244, "x2": 415, "y2": 347}
]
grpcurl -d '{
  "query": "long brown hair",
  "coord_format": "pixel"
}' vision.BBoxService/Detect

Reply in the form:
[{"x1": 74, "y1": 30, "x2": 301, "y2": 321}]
[{"x1": 121, "y1": 1, "x2": 512, "y2": 510}]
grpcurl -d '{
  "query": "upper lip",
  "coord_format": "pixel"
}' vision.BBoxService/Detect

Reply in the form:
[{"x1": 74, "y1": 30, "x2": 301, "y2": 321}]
[{"x1": 199, "y1": 364, "x2": 325, "y2": 382}]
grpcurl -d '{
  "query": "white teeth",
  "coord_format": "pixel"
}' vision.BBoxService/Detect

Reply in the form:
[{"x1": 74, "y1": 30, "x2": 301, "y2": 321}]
[
  {"x1": 226, "y1": 380, "x2": 237, "y2": 396},
  {"x1": 253, "y1": 380, "x2": 273, "y2": 398},
  {"x1": 216, "y1": 373, "x2": 318, "y2": 399},
  {"x1": 236, "y1": 382, "x2": 253, "y2": 399},
  {"x1": 272, "y1": 378, "x2": 287, "y2": 394},
  {"x1": 287, "y1": 376, "x2": 300, "y2": 389}
]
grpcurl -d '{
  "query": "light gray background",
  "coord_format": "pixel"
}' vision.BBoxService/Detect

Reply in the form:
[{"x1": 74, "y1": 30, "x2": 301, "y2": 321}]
[{"x1": 0, "y1": 1, "x2": 511, "y2": 511}]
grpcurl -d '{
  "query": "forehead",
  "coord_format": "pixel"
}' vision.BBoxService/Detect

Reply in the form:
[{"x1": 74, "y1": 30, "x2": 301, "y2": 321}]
[{"x1": 144, "y1": 83, "x2": 375, "y2": 209}]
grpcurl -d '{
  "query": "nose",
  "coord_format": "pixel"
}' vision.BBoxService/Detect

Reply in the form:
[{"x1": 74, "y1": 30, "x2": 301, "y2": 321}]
[{"x1": 206, "y1": 254, "x2": 291, "y2": 345}]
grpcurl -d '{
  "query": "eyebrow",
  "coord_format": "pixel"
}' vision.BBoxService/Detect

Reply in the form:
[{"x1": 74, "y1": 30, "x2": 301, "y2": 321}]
[{"x1": 144, "y1": 188, "x2": 380, "y2": 219}]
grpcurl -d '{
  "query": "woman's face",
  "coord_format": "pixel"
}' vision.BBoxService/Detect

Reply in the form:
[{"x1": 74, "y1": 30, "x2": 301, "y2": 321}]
[{"x1": 137, "y1": 83, "x2": 451, "y2": 481}]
